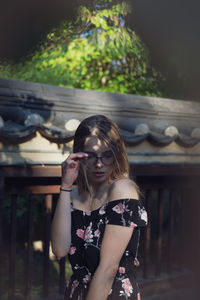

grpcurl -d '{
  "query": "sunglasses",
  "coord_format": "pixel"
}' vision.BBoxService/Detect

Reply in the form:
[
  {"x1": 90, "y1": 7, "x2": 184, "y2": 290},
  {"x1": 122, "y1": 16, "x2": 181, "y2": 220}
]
[{"x1": 84, "y1": 151, "x2": 114, "y2": 166}]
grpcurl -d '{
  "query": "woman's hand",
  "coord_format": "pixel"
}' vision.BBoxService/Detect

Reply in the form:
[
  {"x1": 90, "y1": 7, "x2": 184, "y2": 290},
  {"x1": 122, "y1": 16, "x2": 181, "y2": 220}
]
[
  {"x1": 61, "y1": 152, "x2": 88, "y2": 189},
  {"x1": 52, "y1": 152, "x2": 88, "y2": 258}
]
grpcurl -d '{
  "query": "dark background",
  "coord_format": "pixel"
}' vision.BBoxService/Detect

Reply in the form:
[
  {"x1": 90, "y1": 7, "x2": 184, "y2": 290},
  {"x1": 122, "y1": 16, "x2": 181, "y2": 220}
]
[{"x1": 0, "y1": 0, "x2": 199, "y2": 101}]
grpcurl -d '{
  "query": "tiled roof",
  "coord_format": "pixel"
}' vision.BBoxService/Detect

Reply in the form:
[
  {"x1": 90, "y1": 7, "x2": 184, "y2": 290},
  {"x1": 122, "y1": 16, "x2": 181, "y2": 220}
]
[{"x1": 0, "y1": 78, "x2": 200, "y2": 147}]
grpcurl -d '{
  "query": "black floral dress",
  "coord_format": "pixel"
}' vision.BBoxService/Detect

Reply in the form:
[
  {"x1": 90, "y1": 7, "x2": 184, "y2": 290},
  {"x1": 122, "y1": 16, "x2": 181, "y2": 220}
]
[{"x1": 64, "y1": 198, "x2": 147, "y2": 300}]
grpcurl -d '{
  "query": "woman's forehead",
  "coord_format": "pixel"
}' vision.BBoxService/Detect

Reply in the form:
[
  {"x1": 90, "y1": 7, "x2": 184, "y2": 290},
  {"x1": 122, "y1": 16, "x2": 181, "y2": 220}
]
[{"x1": 84, "y1": 136, "x2": 109, "y2": 151}]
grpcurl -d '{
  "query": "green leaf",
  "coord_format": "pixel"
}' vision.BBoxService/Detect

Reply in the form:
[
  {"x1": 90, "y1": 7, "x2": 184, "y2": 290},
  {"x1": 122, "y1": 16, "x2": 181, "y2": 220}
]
[{"x1": 0, "y1": 1, "x2": 164, "y2": 97}]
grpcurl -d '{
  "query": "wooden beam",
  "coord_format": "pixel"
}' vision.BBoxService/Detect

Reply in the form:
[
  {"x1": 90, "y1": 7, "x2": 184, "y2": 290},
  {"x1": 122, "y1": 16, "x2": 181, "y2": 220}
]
[
  {"x1": 133, "y1": 164, "x2": 200, "y2": 176},
  {"x1": 8, "y1": 185, "x2": 61, "y2": 195},
  {"x1": 1, "y1": 164, "x2": 200, "y2": 179},
  {"x1": 0, "y1": 166, "x2": 61, "y2": 177}
]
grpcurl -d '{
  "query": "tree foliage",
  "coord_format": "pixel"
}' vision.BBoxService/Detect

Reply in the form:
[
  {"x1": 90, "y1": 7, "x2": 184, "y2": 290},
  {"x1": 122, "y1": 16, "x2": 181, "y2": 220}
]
[{"x1": 0, "y1": 1, "x2": 164, "y2": 96}]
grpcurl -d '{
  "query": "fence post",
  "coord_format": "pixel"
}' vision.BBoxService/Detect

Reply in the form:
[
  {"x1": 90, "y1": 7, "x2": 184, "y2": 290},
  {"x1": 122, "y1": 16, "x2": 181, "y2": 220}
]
[
  {"x1": 25, "y1": 194, "x2": 35, "y2": 300},
  {"x1": 8, "y1": 194, "x2": 18, "y2": 300},
  {"x1": 0, "y1": 174, "x2": 4, "y2": 297},
  {"x1": 43, "y1": 194, "x2": 52, "y2": 297},
  {"x1": 167, "y1": 189, "x2": 175, "y2": 274},
  {"x1": 143, "y1": 189, "x2": 152, "y2": 279},
  {"x1": 59, "y1": 257, "x2": 66, "y2": 295},
  {"x1": 155, "y1": 189, "x2": 164, "y2": 276}
]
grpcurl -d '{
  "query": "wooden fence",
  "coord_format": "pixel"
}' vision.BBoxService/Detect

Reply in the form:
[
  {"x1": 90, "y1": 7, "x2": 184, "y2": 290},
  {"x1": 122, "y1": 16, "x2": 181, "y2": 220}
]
[{"x1": 0, "y1": 165, "x2": 200, "y2": 299}]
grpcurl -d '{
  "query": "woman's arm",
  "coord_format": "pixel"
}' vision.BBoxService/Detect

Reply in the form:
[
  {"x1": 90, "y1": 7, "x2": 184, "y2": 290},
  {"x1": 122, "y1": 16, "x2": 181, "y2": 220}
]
[
  {"x1": 51, "y1": 152, "x2": 88, "y2": 259},
  {"x1": 51, "y1": 188, "x2": 72, "y2": 259},
  {"x1": 86, "y1": 178, "x2": 139, "y2": 300},
  {"x1": 86, "y1": 225, "x2": 134, "y2": 300}
]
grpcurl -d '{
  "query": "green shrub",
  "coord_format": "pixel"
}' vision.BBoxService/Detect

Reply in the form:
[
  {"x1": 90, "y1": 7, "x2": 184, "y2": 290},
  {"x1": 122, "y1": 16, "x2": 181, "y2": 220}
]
[{"x1": 0, "y1": 1, "x2": 164, "y2": 96}]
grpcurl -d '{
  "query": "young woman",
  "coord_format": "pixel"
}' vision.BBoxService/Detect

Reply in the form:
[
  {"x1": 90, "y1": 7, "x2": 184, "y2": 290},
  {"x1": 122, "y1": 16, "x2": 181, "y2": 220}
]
[{"x1": 51, "y1": 115, "x2": 147, "y2": 300}]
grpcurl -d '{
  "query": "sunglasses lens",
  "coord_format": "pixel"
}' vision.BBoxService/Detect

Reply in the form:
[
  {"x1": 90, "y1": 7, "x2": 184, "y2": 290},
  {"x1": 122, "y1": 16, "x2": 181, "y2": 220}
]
[
  {"x1": 102, "y1": 154, "x2": 114, "y2": 165},
  {"x1": 84, "y1": 152, "x2": 114, "y2": 166},
  {"x1": 87, "y1": 156, "x2": 96, "y2": 165}
]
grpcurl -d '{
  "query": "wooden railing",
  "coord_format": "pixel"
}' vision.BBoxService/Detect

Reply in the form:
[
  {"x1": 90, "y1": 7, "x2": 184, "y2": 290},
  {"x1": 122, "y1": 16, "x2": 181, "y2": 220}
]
[
  {"x1": 1, "y1": 174, "x2": 199, "y2": 300},
  {"x1": 6, "y1": 185, "x2": 61, "y2": 300},
  {"x1": 137, "y1": 176, "x2": 199, "y2": 296}
]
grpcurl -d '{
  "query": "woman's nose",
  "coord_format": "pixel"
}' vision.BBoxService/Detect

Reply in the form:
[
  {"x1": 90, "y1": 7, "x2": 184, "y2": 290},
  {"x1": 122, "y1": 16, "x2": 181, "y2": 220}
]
[{"x1": 95, "y1": 157, "x2": 103, "y2": 167}]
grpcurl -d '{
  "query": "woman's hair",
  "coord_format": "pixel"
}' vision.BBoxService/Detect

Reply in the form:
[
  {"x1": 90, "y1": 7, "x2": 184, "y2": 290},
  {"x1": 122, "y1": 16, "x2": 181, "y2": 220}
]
[{"x1": 73, "y1": 115, "x2": 130, "y2": 193}]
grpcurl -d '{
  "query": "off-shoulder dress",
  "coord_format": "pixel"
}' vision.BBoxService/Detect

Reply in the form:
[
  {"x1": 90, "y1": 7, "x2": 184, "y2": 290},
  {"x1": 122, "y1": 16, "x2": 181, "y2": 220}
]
[{"x1": 64, "y1": 198, "x2": 147, "y2": 300}]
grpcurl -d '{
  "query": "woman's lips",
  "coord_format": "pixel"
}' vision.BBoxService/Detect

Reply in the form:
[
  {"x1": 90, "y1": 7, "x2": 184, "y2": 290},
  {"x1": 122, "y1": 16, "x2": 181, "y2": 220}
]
[{"x1": 93, "y1": 172, "x2": 105, "y2": 177}]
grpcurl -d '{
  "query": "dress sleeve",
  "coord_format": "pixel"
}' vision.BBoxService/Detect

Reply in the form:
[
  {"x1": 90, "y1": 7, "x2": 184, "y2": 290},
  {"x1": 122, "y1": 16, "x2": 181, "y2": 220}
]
[{"x1": 106, "y1": 198, "x2": 147, "y2": 228}]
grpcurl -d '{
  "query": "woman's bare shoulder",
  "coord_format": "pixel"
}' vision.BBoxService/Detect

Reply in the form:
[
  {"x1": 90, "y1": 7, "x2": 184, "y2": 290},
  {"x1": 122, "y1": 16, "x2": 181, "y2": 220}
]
[{"x1": 108, "y1": 178, "x2": 139, "y2": 202}]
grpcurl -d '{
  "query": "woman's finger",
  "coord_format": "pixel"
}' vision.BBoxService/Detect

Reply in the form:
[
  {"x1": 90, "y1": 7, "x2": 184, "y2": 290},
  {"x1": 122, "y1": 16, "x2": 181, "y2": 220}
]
[
  {"x1": 67, "y1": 152, "x2": 88, "y2": 160},
  {"x1": 67, "y1": 160, "x2": 80, "y2": 169},
  {"x1": 62, "y1": 153, "x2": 88, "y2": 167},
  {"x1": 62, "y1": 159, "x2": 80, "y2": 171}
]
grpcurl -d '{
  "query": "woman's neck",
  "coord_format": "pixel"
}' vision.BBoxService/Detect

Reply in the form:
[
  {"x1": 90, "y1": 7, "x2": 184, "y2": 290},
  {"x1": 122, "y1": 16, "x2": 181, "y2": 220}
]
[
  {"x1": 89, "y1": 182, "x2": 106, "y2": 196},
  {"x1": 87, "y1": 180, "x2": 112, "y2": 201}
]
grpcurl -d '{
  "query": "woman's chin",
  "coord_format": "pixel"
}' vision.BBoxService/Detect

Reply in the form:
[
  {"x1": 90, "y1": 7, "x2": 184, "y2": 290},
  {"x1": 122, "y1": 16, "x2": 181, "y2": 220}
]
[{"x1": 88, "y1": 173, "x2": 109, "y2": 184}]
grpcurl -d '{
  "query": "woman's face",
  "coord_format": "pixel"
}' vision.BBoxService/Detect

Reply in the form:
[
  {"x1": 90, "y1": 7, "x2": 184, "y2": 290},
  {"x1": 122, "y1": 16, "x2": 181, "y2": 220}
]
[{"x1": 83, "y1": 135, "x2": 114, "y2": 185}]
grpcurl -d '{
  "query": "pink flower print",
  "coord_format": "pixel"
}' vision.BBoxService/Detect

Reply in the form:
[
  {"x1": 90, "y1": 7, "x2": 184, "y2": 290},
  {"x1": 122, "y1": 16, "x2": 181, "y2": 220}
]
[
  {"x1": 70, "y1": 279, "x2": 79, "y2": 298},
  {"x1": 76, "y1": 229, "x2": 84, "y2": 239},
  {"x1": 119, "y1": 267, "x2": 125, "y2": 274},
  {"x1": 99, "y1": 205, "x2": 105, "y2": 215},
  {"x1": 84, "y1": 222, "x2": 93, "y2": 243},
  {"x1": 122, "y1": 278, "x2": 133, "y2": 297},
  {"x1": 112, "y1": 203, "x2": 125, "y2": 214},
  {"x1": 108, "y1": 288, "x2": 112, "y2": 295},
  {"x1": 137, "y1": 293, "x2": 141, "y2": 300},
  {"x1": 83, "y1": 273, "x2": 91, "y2": 284},
  {"x1": 69, "y1": 246, "x2": 76, "y2": 255},
  {"x1": 134, "y1": 258, "x2": 140, "y2": 267},
  {"x1": 94, "y1": 229, "x2": 100, "y2": 238},
  {"x1": 130, "y1": 222, "x2": 137, "y2": 228},
  {"x1": 139, "y1": 207, "x2": 148, "y2": 223}
]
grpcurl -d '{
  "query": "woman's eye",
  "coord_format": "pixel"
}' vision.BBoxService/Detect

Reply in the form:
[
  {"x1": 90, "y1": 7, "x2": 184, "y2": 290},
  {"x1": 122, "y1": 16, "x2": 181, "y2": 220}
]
[
  {"x1": 87, "y1": 154, "x2": 95, "y2": 159},
  {"x1": 104, "y1": 155, "x2": 111, "y2": 159},
  {"x1": 103, "y1": 152, "x2": 113, "y2": 158}
]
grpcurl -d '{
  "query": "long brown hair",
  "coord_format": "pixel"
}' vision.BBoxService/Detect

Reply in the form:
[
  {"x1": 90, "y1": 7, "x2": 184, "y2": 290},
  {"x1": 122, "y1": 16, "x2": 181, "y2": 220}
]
[{"x1": 73, "y1": 115, "x2": 129, "y2": 193}]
